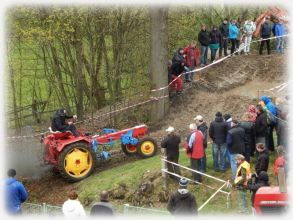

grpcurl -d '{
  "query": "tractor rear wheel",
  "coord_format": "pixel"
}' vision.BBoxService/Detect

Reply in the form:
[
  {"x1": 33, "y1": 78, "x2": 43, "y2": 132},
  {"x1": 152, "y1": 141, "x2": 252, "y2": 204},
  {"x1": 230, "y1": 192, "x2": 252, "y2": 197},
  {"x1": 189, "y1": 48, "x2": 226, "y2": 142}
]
[
  {"x1": 121, "y1": 144, "x2": 137, "y2": 156},
  {"x1": 137, "y1": 137, "x2": 158, "y2": 158},
  {"x1": 58, "y1": 142, "x2": 96, "y2": 182}
]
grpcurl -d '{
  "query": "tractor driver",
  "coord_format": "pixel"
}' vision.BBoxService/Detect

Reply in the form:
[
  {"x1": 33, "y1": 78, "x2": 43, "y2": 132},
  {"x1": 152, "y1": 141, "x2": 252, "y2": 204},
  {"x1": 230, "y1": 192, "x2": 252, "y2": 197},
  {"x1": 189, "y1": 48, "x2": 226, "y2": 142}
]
[{"x1": 51, "y1": 108, "x2": 79, "y2": 137}]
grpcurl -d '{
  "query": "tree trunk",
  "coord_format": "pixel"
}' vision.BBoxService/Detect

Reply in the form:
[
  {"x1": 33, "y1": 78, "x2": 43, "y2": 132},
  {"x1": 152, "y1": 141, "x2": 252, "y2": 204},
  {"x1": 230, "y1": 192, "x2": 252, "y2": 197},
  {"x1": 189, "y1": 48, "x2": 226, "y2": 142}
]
[{"x1": 150, "y1": 7, "x2": 169, "y2": 123}]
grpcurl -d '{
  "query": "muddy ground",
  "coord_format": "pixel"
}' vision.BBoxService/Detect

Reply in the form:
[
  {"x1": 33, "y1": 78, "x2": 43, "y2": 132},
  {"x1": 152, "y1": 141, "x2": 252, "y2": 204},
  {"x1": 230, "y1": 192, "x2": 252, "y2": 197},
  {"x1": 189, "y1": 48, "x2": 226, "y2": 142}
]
[{"x1": 7, "y1": 53, "x2": 287, "y2": 207}]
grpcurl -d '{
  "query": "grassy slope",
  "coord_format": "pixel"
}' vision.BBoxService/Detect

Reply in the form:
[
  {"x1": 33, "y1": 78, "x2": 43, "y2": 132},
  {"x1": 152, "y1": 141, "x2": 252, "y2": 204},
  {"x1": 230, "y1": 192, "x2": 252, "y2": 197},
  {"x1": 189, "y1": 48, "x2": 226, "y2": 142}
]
[{"x1": 76, "y1": 139, "x2": 279, "y2": 215}]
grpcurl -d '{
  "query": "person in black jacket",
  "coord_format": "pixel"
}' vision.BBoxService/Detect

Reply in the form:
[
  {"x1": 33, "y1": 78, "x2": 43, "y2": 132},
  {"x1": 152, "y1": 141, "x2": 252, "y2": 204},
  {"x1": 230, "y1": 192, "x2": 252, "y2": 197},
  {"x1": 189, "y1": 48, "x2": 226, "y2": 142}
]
[
  {"x1": 209, "y1": 26, "x2": 222, "y2": 62},
  {"x1": 171, "y1": 48, "x2": 185, "y2": 76},
  {"x1": 219, "y1": 18, "x2": 229, "y2": 57},
  {"x1": 255, "y1": 143, "x2": 269, "y2": 176},
  {"x1": 194, "y1": 115, "x2": 208, "y2": 173},
  {"x1": 239, "y1": 112, "x2": 256, "y2": 162},
  {"x1": 51, "y1": 108, "x2": 79, "y2": 136},
  {"x1": 90, "y1": 191, "x2": 115, "y2": 216},
  {"x1": 259, "y1": 17, "x2": 272, "y2": 55},
  {"x1": 226, "y1": 120, "x2": 247, "y2": 180},
  {"x1": 198, "y1": 25, "x2": 210, "y2": 66},
  {"x1": 161, "y1": 126, "x2": 181, "y2": 179},
  {"x1": 247, "y1": 171, "x2": 269, "y2": 207},
  {"x1": 209, "y1": 112, "x2": 228, "y2": 172},
  {"x1": 255, "y1": 105, "x2": 267, "y2": 147},
  {"x1": 167, "y1": 178, "x2": 198, "y2": 216}
]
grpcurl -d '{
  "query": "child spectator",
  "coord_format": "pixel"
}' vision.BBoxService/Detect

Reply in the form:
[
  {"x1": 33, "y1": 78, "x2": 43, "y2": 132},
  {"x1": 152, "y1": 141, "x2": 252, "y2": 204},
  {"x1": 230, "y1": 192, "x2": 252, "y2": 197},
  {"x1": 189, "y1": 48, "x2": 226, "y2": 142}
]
[
  {"x1": 183, "y1": 41, "x2": 200, "y2": 82},
  {"x1": 273, "y1": 145, "x2": 287, "y2": 177},
  {"x1": 255, "y1": 143, "x2": 269, "y2": 176}
]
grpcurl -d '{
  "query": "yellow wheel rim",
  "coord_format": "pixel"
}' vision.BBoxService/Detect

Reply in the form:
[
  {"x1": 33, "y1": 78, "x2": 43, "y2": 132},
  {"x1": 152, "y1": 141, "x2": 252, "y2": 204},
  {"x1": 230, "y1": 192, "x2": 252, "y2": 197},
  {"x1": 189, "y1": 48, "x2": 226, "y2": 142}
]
[
  {"x1": 64, "y1": 147, "x2": 93, "y2": 178},
  {"x1": 126, "y1": 145, "x2": 137, "y2": 153},
  {"x1": 140, "y1": 141, "x2": 155, "y2": 155}
]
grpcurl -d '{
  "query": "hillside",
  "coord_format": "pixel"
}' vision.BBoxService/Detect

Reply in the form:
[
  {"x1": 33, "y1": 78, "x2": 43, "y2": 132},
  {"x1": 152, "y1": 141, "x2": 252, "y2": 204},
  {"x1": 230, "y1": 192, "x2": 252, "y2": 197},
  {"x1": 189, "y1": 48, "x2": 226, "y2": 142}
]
[{"x1": 14, "y1": 53, "x2": 288, "y2": 214}]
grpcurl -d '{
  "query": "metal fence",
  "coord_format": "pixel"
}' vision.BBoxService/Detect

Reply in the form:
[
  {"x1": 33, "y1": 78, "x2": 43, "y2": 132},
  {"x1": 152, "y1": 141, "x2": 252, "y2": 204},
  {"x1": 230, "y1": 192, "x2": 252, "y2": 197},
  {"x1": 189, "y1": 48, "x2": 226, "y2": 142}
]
[
  {"x1": 22, "y1": 202, "x2": 62, "y2": 216},
  {"x1": 123, "y1": 204, "x2": 169, "y2": 216}
]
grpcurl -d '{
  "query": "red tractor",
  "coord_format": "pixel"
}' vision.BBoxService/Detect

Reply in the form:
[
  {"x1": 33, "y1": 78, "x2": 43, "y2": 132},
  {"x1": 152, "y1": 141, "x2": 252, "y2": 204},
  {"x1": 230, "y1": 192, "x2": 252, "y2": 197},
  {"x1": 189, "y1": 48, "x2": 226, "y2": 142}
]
[{"x1": 42, "y1": 124, "x2": 158, "y2": 182}]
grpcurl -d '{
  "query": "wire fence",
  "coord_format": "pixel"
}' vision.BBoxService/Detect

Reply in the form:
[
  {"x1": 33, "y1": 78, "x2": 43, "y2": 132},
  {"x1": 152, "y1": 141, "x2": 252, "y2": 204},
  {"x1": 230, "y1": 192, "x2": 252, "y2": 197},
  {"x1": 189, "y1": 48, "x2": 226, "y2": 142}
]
[
  {"x1": 22, "y1": 202, "x2": 62, "y2": 216},
  {"x1": 123, "y1": 204, "x2": 170, "y2": 216}
]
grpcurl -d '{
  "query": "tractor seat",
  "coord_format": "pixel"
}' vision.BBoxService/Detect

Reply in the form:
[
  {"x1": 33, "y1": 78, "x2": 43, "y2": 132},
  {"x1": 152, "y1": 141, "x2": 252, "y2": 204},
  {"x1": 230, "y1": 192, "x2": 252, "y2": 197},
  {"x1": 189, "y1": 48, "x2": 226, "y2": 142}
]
[{"x1": 48, "y1": 127, "x2": 72, "y2": 139}]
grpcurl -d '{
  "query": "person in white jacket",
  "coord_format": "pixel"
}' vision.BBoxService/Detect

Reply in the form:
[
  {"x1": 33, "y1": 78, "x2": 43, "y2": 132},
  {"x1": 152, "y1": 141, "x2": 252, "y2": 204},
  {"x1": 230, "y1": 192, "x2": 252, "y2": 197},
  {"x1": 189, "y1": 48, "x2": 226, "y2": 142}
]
[
  {"x1": 243, "y1": 19, "x2": 256, "y2": 55},
  {"x1": 62, "y1": 191, "x2": 86, "y2": 217}
]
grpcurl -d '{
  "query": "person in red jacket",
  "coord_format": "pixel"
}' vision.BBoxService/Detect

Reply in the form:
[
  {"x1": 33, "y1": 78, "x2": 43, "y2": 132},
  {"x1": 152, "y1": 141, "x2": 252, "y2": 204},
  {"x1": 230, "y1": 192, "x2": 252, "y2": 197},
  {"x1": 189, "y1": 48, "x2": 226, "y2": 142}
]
[
  {"x1": 183, "y1": 41, "x2": 200, "y2": 82},
  {"x1": 186, "y1": 123, "x2": 204, "y2": 183},
  {"x1": 273, "y1": 145, "x2": 287, "y2": 177}
]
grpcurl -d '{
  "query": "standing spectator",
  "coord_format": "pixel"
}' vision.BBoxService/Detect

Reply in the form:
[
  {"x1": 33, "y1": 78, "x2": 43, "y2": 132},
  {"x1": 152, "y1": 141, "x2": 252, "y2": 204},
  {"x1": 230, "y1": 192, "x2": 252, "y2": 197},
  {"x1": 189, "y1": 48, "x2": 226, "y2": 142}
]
[
  {"x1": 170, "y1": 48, "x2": 185, "y2": 94},
  {"x1": 255, "y1": 105, "x2": 267, "y2": 147},
  {"x1": 219, "y1": 18, "x2": 229, "y2": 57},
  {"x1": 209, "y1": 112, "x2": 228, "y2": 172},
  {"x1": 62, "y1": 191, "x2": 86, "y2": 217},
  {"x1": 229, "y1": 20, "x2": 239, "y2": 55},
  {"x1": 273, "y1": 145, "x2": 287, "y2": 177},
  {"x1": 259, "y1": 17, "x2": 272, "y2": 55},
  {"x1": 248, "y1": 105, "x2": 257, "y2": 123},
  {"x1": 247, "y1": 171, "x2": 269, "y2": 208},
  {"x1": 161, "y1": 126, "x2": 181, "y2": 179},
  {"x1": 243, "y1": 19, "x2": 256, "y2": 55},
  {"x1": 239, "y1": 112, "x2": 256, "y2": 161},
  {"x1": 272, "y1": 19, "x2": 286, "y2": 54},
  {"x1": 235, "y1": 17, "x2": 244, "y2": 55},
  {"x1": 255, "y1": 143, "x2": 269, "y2": 176},
  {"x1": 194, "y1": 115, "x2": 208, "y2": 173},
  {"x1": 198, "y1": 24, "x2": 210, "y2": 66},
  {"x1": 223, "y1": 113, "x2": 232, "y2": 169},
  {"x1": 187, "y1": 123, "x2": 204, "y2": 182},
  {"x1": 5, "y1": 169, "x2": 28, "y2": 215},
  {"x1": 209, "y1": 25, "x2": 221, "y2": 62},
  {"x1": 90, "y1": 190, "x2": 115, "y2": 216},
  {"x1": 261, "y1": 95, "x2": 277, "y2": 152},
  {"x1": 275, "y1": 99, "x2": 289, "y2": 149},
  {"x1": 167, "y1": 178, "x2": 198, "y2": 216},
  {"x1": 223, "y1": 113, "x2": 233, "y2": 129},
  {"x1": 183, "y1": 41, "x2": 200, "y2": 82},
  {"x1": 226, "y1": 120, "x2": 247, "y2": 180},
  {"x1": 234, "y1": 154, "x2": 251, "y2": 214}
]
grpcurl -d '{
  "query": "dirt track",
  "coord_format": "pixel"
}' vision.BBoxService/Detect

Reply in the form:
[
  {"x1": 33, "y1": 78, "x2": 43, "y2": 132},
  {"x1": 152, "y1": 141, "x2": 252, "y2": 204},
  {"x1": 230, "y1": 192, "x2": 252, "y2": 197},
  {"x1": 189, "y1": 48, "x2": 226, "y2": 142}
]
[{"x1": 20, "y1": 53, "x2": 287, "y2": 205}]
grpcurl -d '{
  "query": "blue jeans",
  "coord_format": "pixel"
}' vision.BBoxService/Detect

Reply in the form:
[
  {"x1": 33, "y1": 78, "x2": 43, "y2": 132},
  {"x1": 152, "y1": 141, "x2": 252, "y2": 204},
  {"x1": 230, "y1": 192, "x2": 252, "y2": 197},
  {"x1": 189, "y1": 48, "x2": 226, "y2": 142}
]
[
  {"x1": 210, "y1": 48, "x2": 218, "y2": 62},
  {"x1": 230, "y1": 153, "x2": 238, "y2": 180},
  {"x1": 276, "y1": 37, "x2": 284, "y2": 53},
  {"x1": 184, "y1": 66, "x2": 194, "y2": 81},
  {"x1": 199, "y1": 149, "x2": 207, "y2": 172},
  {"x1": 212, "y1": 143, "x2": 227, "y2": 171},
  {"x1": 224, "y1": 149, "x2": 231, "y2": 169},
  {"x1": 200, "y1": 46, "x2": 208, "y2": 65}
]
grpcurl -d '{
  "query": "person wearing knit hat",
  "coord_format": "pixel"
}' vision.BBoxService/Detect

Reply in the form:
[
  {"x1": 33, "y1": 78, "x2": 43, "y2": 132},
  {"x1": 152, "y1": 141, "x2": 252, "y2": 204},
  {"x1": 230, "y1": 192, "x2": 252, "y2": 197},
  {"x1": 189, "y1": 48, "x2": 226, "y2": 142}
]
[
  {"x1": 209, "y1": 111, "x2": 228, "y2": 172},
  {"x1": 167, "y1": 178, "x2": 198, "y2": 215},
  {"x1": 161, "y1": 126, "x2": 181, "y2": 180}
]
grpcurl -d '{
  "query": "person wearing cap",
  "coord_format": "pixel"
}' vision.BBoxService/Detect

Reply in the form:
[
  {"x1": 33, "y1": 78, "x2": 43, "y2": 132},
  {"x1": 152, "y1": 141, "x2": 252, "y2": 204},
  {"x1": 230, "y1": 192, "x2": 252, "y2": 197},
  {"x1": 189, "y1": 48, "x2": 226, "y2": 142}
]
[
  {"x1": 186, "y1": 123, "x2": 204, "y2": 183},
  {"x1": 167, "y1": 178, "x2": 198, "y2": 215},
  {"x1": 234, "y1": 154, "x2": 251, "y2": 214},
  {"x1": 5, "y1": 169, "x2": 28, "y2": 215},
  {"x1": 161, "y1": 126, "x2": 181, "y2": 179},
  {"x1": 255, "y1": 143, "x2": 269, "y2": 176},
  {"x1": 194, "y1": 115, "x2": 208, "y2": 172},
  {"x1": 226, "y1": 119, "x2": 247, "y2": 180},
  {"x1": 209, "y1": 111, "x2": 228, "y2": 172},
  {"x1": 51, "y1": 108, "x2": 79, "y2": 137}
]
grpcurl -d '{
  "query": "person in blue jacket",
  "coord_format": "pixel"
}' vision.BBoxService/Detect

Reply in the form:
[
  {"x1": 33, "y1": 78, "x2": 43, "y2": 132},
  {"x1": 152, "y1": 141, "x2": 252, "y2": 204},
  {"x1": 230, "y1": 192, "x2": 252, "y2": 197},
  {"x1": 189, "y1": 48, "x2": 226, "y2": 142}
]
[
  {"x1": 5, "y1": 169, "x2": 28, "y2": 215},
  {"x1": 229, "y1": 20, "x2": 239, "y2": 55},
  {"x1": 272, "y1": 19, "x2": 286, "y2": 54},
  {"x1": 261, "y1": 96, "x2": 277, "y2": 152}
]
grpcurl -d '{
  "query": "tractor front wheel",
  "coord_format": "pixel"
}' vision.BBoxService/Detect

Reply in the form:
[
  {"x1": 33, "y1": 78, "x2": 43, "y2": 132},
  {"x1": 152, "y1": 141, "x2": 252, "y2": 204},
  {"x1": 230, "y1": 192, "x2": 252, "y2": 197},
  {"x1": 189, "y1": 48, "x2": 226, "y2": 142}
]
[
  {"x1": 121, "y1": 144, "x2": 137, "y2": 156},
  {"x1": 58, "y1": 142, "x2": 96, "y2": 182},
  {"x1": 137, "y1": 137, "x2": 158, "y2": 158}
]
